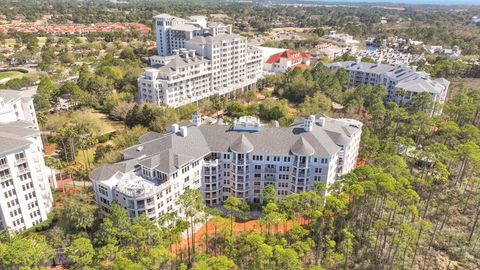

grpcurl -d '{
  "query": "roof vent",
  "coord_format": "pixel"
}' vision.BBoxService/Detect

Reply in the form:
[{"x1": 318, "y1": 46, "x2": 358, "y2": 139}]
[{"x1": 170, "y1": 124, "x2": 179, "y2": 133}]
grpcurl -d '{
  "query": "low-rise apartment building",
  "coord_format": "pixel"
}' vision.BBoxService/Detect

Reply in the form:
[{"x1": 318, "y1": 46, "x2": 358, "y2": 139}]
[
  {"x1": 139, "y1": 14, "x2": 263, "y2": 108},
  {"x1": 262, "y1": 49, "x2": 311, "y2": 73},
  {"x1": 327, "y1": 61, "x2": 449, "y2": 114},
  {"x1": 90, "y1": 113, "x2": 362, "y2": 219},
  {"x1": 0, "y1": 90, "x2": 54, "y2": 232}
]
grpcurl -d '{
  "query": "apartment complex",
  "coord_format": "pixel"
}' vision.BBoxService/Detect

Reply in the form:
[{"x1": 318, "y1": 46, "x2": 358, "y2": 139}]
[
  {"x1": 90, "y1": 113, "x2": 362, "y2": 219},
  {"x1": 327, "y1": 61, "x2": 450, "y2": 114},
  {"x1": 0, "y1": 90, "x2": 54, "y2": 232},
  {"x1": 138, "y1": 14, "x2": 263, "y2": 108},
  {"x1": 323, "y1": 31, "x2": 360, "y2": 48}
]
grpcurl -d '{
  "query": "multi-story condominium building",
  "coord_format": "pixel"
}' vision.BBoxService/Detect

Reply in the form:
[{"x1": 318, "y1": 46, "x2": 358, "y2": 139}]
[
  {"x1": 0, "y1": 89, "x2": 39, "y2": 129},
  {"x1": 327, "y1": 61, "x2": 450, "y2": 115},
  {"x1": 90, "y1": 113, "x2": 362, "y2": 219},
  {"x1": 0, "y1": 90, "x2": 54, "y2": 232},
  {"x1": 138, "y1": 14, "x2": 263, "y2": 108}
]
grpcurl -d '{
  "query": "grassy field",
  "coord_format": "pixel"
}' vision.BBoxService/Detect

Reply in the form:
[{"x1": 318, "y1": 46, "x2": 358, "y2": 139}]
[
  {"x1": 0, "y1": 70, "x2": 26, "y2": 80},
  {"x1": 5, "y1": 36, "x2": 47, "y2": 47},
  {"x1": 89, "y1": 110, "x2": 125, "y2": 134},
  {"x1": 449, "y1": 78, "x2": 480, "y2": 97},
  {"x1": 76, "y1": 148, "x2": 95, "y2": 168}
]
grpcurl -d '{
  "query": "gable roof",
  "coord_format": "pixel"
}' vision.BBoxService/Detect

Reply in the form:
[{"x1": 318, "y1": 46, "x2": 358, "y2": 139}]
[
  {"x1": 91, "y1": 116, "x2": 362, "y2": 181},
  {"x1": 266, "y1": 49, "x2": 310, "y2": 64}
]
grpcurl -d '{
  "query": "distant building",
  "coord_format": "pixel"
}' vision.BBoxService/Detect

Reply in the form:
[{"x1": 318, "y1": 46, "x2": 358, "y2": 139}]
[
  {"x1": 426, "y1": 45, "x2": 461, "y2": 60},
  {"x1": 0, "y1": 90, "x2": 54, "y2": 233},
  {"x1": 90, "y1": 113, "x2": 362, "y2": 218},
  {"x1": 309, "y1": 43, "x2": 350, "y2": 60},
  {"x1": 261, "y1": 49, "x2": 311, "y2": 73},
  {"x1": 469, "y1": 16, "x2": 480, "y2": 26},
  {"x1": 353, "y1": 49, "x2": 424, "y2": 65},
  {"x1": 327, "y1": 61, "x2": 449, "y2": 115},
  {"x1": 323, "y1": 31, "x2": 360, "y2": 48},
  {"x1": 138, "y1": 14, "x2": 263, "y2": 108}
]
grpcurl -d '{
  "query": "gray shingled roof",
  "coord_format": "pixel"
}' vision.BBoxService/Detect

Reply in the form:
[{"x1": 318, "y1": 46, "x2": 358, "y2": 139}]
[
  {"x1": 0, "y1": 123, "x2": 40, "y2": 137},
  {"x1": 90, "y1": 116, "x2": 361, "y2": 181},
  {"x1": 150, "y1": 55, "x2": 209, "y2": 73},
  {"x1": 0, "y1": 122, "x2": 40, "y2": 154},
  {"x1": 290, "y1": 137, "x2": 315, "y2": 156},
  {"x1": 328, "y1": 61, "x2": 449, "y2": 95},
  {"x1": 230, "y1": 134, "x2": 254, "y2": 153},
  {"x1": 0, "y1": 89, "x2": 23, "y2": 102},
  {"x1": 113, "y1": 116, "x2": 361, "y2": 177},
  {"x1": 0, "y1": 136, "x2": 30, "y2": 154},
  {"x1": 89, "y1": 159, "x2": 138, "y2": 181}
]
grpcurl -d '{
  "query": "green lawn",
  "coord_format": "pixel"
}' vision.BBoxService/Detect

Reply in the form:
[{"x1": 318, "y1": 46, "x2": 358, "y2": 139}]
[
  {"x1": 5, "y1": 36, "x2": 47, "y2": 47},
  {"x1": 0, "y1": 70, "x2": 26, "y2": 80},
  {"x1": 76, "y1": 148, "x2": 95, "y2": 167}
]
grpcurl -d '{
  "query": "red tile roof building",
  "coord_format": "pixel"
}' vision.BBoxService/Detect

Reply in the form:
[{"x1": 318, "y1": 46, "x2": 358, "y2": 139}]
[
  {"x1": 0, "y1": 22, "x2": 150, "y2": 35},
  {"x1": 264, "y1": 49, "x2": 311, "y2": 73}
]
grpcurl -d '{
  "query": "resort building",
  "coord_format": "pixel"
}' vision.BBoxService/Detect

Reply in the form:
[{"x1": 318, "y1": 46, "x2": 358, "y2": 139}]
[
  {"x1": 323, "y1": 31, "x2": 360, "y2": 48},
  {"x1": 90, "y1": 113, "x2": 362, "y2": 220},
  {"x1": 138, "y1": 14, "x2": 263, "y2": 108},
  {"x1": 0, "y1": 90, "x2": 54, "y2": 233},
  {"x1": 327, "y1": 61, "x2": 450, "y2": 114},
  {"x1": 261, "y1": 49, "x2": 311, "y2": 73}
]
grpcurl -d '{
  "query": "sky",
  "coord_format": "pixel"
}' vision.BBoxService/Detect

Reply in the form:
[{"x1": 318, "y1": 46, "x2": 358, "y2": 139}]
[{"x1": 313, "y1": 0, "x2": 480, "y2": 5}]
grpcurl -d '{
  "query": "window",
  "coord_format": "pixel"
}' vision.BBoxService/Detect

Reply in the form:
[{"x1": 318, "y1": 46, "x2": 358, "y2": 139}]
[{"x1": 98, "y1": 185, "x2": 108, "y2": 196}]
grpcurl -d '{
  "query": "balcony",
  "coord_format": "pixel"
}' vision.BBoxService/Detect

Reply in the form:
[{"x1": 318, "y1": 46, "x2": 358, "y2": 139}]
[
  {"x1": 18, "y1": 167, "x2": 30, "y2": 175},
  {"x1": 0, "y1": 163, "x2": 8, "y2": 170},
  {"x1": 15, "y1": 158, "x2": 27, "y2": 165},
  {"x1": 0, "y1": 174, "x2": 12, "y2": 181}
]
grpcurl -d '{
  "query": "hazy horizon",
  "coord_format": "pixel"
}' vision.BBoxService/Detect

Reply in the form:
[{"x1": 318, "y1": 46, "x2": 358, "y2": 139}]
[{"x1": 309, "y1": 0, "x2": 480, "y2": 5}]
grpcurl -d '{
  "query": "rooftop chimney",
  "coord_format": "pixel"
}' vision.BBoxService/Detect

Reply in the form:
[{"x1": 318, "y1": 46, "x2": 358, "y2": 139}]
[
  {"x1": 180, "y1": 126, "x2": 188, "y2": 137},
  {"x1": 304, "y1": 115, "x2": 315, "y2": 132},
  {"x1": 318, "y1": 117, "x2": 326, "y2": 127},
  {"x1": 189, "y1": 49, "x2": 196, "y2": 58}
]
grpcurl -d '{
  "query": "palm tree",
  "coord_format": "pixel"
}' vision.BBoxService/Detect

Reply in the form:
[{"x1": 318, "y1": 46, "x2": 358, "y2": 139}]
[
  {"x1": 78, "y1": 136, "x2": 98, "y2": 170},
  {"x1": 74, "y1": 167, "x2": 89, "y2": 188},
  {"x1": 64, "y1": 164, "x2": 77, "y2": 191},
  {"x1": 45, "y1": 156, "x2": 66, "y2": 193}
]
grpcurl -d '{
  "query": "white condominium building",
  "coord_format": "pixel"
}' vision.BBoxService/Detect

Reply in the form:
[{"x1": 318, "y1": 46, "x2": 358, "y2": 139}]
[
  {"x1": 0, "y1": 89, "x2": 39, "y2": 129},
  {"x1": 0, "y1": 90, "x2": 54, "y2": 232},
  {"x1": 90, "y1": 113, "x2": 362, "y2": 219},
  {"x1": 327, "y1": 61, "x2": 450, "y2": 114},
  {"x1": 138, "y1": 14, "x2": 263, "y2": 108}
]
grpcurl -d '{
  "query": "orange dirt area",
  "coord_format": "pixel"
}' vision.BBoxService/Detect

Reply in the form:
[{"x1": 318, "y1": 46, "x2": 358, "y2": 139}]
[
  {"x1": 44, "y1": 143, "x2": 57, "y2": 155},
  {"x1": 171, "y1": 217, "x2": 310, "y2": 253},
  {"x1": 54, "y1": 178, "x2": 79, "y2": 209},
  {"x1": 48, "y1": 266, "x2": 69, "y2": 270},
  {"x1": 357, "y1": 156, "x2": 367, "y2": 166}
]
